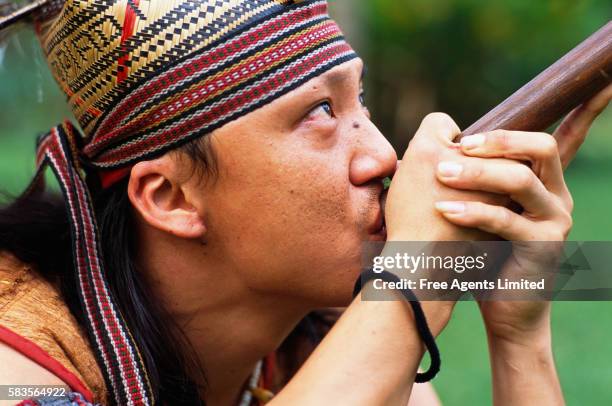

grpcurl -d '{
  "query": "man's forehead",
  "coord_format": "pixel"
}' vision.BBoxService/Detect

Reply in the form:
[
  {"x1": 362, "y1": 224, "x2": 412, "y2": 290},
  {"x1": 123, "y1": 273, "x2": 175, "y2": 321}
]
[{"x1": 313, "y1": 58, "x2": 366, "y2": 88}]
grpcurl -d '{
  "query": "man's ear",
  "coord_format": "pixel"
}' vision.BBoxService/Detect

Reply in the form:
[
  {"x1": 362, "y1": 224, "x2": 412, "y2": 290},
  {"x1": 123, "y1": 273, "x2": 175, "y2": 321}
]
[{"x1": 127, "y1": 156, "x2": 206, "y2": 239}]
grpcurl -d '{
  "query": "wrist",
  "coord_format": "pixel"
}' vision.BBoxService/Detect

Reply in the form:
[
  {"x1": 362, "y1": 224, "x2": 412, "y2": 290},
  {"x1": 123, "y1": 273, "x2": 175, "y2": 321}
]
[
  {"x1": 376, "y1": 242, "x2": 456, "y2": 337},
  {"x1": 487, "y1": 323, "x2": 553, "y2": 355},
  {"x1": 484, "y1": 311, "x2": 552, "y2": 349},
  {"x1": 488, "y1": 323, "x2": 558, "y2": 382},
  {"x1": 359, "y1": 274, "x2": 453, "y2": 339},
  {"x1": 487, "y1": 322, "x2": 564, "y2": 406}
]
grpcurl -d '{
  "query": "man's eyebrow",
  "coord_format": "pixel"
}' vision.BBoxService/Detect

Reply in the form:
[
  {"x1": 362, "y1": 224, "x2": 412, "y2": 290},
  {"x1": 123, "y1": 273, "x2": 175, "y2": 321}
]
[{"x1": 320, "y1": 62, "x2": 368, "y2": 87}]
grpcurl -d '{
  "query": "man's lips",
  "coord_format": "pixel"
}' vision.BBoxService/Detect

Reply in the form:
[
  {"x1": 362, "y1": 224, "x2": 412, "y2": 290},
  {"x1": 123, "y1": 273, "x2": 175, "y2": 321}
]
[
  {"x1": 367, "y1": 189, "x2": 388, "y2": 239},
  {"x1": 368, "y1": 205, "x2": 387, "y2": 240},
  {"x1": 368, "y1": 209, "x2": 384, "y2": 234}
]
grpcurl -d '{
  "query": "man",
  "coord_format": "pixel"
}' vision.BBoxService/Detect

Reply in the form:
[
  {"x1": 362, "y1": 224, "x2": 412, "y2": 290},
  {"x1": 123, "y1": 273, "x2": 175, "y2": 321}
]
[{"x1": 0, "y1": 0, "x2": 610, "y2": 405}]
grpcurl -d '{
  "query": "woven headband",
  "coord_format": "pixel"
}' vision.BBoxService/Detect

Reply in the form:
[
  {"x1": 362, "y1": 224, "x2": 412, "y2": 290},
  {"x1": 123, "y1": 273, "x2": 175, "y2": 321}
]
[{"x1": 13, "y1": 0, "x2": 357, "y2": 404}]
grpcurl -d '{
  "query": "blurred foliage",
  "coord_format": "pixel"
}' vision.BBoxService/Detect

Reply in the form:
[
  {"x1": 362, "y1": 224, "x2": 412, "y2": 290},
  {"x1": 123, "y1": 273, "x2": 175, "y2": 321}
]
[
  {"x1": 1, "y1": 1, "x2": 612, "y2": 405},
  {"x1": 353, "y1": 0, "x2": 612, "y2": 149}
]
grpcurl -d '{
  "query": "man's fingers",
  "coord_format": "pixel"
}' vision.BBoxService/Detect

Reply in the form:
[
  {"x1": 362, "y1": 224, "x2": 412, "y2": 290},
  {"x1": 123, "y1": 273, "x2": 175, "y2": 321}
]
[
  {"x1": 584, "y1": 82, "x2": 612, "y2": 113},
  {"x1": 554, "y1": 82, "x2": 612, "y2": 169},
  {"x1": 434, "y1": 201, "x2": 531, "y2": 240},
  {"x1": 457, "y1": 130, "x2": 565, "y2": 195},
  {"x1": 434, "y1": 201, "x2": 568, "y2": 241},
  {"x1": 435, "y1": 157, "x2": 564, "y2": 217}
]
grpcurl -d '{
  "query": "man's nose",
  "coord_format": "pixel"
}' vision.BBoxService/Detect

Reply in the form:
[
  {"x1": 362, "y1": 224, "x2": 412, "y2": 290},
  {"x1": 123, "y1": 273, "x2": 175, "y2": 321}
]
[{"x1": 349, "y1": 120, "x2": 398, "y2": 186}]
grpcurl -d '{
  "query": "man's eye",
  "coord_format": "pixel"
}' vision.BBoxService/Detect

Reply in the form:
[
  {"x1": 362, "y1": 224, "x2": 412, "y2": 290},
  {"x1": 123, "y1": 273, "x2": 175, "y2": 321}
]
[{"x1": 306, "y1": 101, "x2": 333, "y2": 120}]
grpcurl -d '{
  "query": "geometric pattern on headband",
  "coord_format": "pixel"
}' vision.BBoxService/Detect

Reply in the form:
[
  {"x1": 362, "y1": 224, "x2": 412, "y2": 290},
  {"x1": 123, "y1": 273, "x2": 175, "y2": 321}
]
[
  {"x1": 82, "y1": 1, "x2": 356, "y2": 168},
  {"x1": 36, "y1": 0, "x2": 296, "y2": 136}
]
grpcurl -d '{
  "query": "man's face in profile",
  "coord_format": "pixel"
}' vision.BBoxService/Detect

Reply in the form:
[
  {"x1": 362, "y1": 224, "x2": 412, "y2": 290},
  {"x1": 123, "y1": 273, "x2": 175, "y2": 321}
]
[{"x1": 192, "y1": 58, "x2": 397, "y2": 306}]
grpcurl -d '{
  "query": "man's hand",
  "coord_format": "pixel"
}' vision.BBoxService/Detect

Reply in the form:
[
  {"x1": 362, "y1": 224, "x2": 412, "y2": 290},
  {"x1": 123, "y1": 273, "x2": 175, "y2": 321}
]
[
  {"x1": 439, "y1": 128, "x2": 572, "y2": 340},
  {"x1": 433, "y1": 83, "x2": 611, "y2": 406},
  {"x1": 442, "y1": 83, "x2": 611, "y2": 344},
  {"x1": 383, "y1": 112, "x2": 512, "y2": 335},
  {"x1": 385, "y1": 113, "x2": 508, "y2": 242}
]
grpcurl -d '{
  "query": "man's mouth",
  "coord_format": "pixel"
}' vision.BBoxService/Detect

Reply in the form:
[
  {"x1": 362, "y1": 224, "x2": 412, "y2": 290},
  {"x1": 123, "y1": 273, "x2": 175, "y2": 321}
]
[
  {"x1": 371, "y1": 210, "x2": 387, "y2": 236},
  {"x1": 368, "y1": 191, "x2": 387, "y2": 240},
  {"x1": 369, "y1": 211, "x2": 386, "y2": 240}
]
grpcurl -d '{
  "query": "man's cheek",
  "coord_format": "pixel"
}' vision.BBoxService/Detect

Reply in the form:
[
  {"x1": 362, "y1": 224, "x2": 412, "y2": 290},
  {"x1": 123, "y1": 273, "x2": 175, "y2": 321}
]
[{"x1": 296, "y1": 183, "x2": 348, "y2": 228}]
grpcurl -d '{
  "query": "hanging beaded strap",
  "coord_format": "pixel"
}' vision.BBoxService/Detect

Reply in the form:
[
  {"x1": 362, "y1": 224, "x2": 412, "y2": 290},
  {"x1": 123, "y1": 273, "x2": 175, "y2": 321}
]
[{"x1": 23, "y1": 121, "x2": 154, "y2": 405}]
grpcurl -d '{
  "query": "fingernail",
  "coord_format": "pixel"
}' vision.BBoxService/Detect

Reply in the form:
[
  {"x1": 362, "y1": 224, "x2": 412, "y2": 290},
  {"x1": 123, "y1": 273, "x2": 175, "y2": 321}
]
[
  {"x1": 438, "y1": 161, "x2": 463, "y2": 177},
  {"x1": 435, "y1": 201, "x2": 466, "y2": 214},
  {"x1": 461, "y1": 134, "x2": 486, "y2": 149}
]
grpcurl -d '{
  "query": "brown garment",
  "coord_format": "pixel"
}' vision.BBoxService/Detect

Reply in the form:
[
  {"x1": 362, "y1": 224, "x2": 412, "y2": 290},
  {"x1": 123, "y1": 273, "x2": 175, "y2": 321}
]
[
  {"x1": 0, "y1": 251, "x2": 108, "y2": 404},
  {"x1": 0, "y1": 251, "x2": 341, "y2": 404}
]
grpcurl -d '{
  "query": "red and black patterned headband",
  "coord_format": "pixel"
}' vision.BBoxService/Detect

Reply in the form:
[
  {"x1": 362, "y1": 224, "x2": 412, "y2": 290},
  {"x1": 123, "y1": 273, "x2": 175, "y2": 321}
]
[{"x1": 15, "y1": 0, "x2": 358, "y2": 404}]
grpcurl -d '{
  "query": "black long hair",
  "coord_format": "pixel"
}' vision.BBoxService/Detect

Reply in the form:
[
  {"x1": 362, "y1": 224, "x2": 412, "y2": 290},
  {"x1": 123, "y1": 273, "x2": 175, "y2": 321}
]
[
  {"x1": 0, "y1": 136, "x2": 217, "y2": 405},
  {"x1": 0, "y1": 133, "x2": 331, "y2": 405}
]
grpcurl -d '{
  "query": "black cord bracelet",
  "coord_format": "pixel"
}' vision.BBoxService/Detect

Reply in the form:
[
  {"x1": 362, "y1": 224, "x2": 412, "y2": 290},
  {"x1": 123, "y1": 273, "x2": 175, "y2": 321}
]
[{"x1": 352, "y1": 269, "x2": 441, "y2": 383}]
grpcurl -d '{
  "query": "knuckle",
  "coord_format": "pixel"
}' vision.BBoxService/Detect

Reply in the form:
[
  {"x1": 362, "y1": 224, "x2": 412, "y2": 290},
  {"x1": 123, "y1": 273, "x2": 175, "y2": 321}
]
[
  {"x1": 565, "y1": 192, "x2": 575, "y2": 213},
  {"x1": 514, "y1": 165, "x2": 536, "y2": 190},
  {"x1": 470, "y1": 202, "x2": 511, "y2": 231},
  {"x1": 463, "y1": 161, "x2": 483, "y2": 182},
  {"x1": 540, "y1": 133, "x2": 559, "y2": 157},
  {"x1": 491, "y1": 130, "x2": 511, "y2": 150},
  {"x1": 547, "y1": 229, "x2": 566, "y2": 242},
  {"x1": 462, "y1": 201, "x2": 481, "y2": 225},
  {"x1": 495, "y1": 207, "x2": 514, "y2": 231},
  {"x1": 424, "y1": 112, "x2": 453, "y2": 125},
  {"x1": 410, "y1": 137, "x2": 439, "y2": 161},
  {"x1": 423, "y1": 112, "x2": 460, "y2": 133},
  {"x1": 556, "y1": 188, "x2": 574, "y2": 213},
  {"x1": 544, "y1": 215, "x2": 571, "y2": 241},
  {"x1": 560, "y1": 211, "x2": 573, "y2": 236}
]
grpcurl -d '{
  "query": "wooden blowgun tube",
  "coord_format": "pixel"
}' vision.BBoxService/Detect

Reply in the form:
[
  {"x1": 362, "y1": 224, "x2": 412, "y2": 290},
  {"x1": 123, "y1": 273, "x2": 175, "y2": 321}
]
[
  {"x1": 460, "y1": 20, "x2": 612, "y2": 138},
  {"x1": 381, "y1": 22, "x2": 611, "y2": 224}
]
